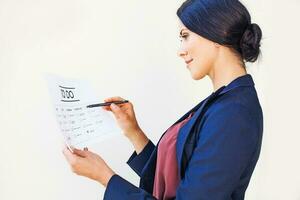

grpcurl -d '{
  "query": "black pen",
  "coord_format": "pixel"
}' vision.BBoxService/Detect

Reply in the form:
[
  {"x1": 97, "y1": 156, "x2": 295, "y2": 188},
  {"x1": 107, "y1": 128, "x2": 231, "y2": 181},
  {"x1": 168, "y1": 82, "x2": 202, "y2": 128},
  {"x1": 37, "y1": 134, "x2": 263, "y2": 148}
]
[{"x1": 86, "y1": 100, "x2": 129, "y2": 108}]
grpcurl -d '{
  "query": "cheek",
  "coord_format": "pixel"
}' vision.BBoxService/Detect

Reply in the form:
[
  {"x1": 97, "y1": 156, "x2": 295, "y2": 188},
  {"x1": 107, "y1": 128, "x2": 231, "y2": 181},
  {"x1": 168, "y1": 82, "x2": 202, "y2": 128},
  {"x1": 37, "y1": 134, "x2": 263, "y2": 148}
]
[
  {"x1": 189, "y1": 43, "x2": 217, "y2": 79},
  {"x1": 195, "y1": 44, "x2": 216, "y2": 68}
]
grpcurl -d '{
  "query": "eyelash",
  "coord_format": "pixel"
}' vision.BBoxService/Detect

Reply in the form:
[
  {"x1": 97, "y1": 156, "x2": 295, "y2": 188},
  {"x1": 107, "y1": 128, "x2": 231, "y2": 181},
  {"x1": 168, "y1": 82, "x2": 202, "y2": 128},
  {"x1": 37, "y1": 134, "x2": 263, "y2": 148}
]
[{"x1": 180, "y1": 34, "x2": 188, "y2": 41}]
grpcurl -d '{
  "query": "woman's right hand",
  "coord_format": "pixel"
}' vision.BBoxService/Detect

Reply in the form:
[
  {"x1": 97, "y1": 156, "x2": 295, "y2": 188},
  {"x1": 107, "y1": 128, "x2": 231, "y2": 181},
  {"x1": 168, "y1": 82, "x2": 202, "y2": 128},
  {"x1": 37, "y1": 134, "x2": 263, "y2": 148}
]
[{"x1": 102, "y1": 96, "x2": 142, "y2": 139}]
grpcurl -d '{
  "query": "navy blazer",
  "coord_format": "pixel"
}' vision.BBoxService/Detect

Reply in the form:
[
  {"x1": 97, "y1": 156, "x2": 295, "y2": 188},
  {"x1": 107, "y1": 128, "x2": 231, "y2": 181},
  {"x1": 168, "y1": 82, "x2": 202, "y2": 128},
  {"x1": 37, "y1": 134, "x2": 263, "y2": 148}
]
[{"x1": 104, "y1": 74, "x2": 263, "y2": 200}]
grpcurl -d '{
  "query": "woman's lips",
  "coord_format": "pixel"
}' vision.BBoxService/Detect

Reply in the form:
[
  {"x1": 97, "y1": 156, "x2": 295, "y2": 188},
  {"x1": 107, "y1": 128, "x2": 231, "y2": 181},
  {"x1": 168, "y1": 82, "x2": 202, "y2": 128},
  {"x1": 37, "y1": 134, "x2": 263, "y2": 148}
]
[{"x1": 185, "y1": 58, "x2": 193, "y2": 65}]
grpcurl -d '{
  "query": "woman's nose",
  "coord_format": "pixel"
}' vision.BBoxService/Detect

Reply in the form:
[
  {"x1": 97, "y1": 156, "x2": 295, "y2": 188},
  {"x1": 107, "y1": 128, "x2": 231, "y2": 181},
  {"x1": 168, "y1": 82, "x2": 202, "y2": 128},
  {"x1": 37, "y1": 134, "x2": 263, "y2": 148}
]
[{"x1": 177, "y1": 49, "x2": 188, "y2": 57}]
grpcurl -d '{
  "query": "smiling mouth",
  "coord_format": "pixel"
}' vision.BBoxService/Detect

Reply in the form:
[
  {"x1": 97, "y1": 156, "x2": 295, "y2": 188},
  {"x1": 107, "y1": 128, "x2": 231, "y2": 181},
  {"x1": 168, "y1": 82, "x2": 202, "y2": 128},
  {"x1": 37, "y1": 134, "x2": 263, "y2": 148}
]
[{"x1": 185, "y1": 59, "x2": 193, "y2": 65}]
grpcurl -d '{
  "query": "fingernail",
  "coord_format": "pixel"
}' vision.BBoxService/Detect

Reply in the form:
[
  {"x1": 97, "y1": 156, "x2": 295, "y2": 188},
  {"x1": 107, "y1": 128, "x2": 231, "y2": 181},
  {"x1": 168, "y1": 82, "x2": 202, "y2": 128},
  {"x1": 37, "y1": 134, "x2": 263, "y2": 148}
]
[{"x1": 111, "y1": 103, "x2": 117, "y2": 109}]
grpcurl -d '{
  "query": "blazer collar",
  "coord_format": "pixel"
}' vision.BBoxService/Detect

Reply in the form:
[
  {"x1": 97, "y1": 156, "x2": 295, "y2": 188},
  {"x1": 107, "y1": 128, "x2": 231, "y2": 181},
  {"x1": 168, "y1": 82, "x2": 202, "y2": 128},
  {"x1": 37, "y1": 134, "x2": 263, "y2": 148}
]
[
  {"x1": 177, "y1": 74, "x2": 254, "y2": 119},
  {"x1": 218, "y1": 74, "x2": 255, "y2": 96}
]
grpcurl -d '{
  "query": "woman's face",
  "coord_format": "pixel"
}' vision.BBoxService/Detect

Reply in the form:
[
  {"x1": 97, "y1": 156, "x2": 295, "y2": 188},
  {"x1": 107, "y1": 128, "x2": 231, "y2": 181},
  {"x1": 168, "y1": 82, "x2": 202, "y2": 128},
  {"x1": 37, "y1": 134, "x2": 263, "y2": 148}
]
[{"x1": 177, "y1": 21, "x2": 219, "y2": 80}]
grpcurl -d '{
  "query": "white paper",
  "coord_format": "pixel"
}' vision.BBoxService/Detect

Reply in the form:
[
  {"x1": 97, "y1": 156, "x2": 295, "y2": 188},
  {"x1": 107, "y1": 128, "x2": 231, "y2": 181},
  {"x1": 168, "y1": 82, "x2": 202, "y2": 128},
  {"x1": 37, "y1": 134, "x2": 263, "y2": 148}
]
[{"x1": 45, "y1": 74, "x2": 121, "y2": 148}]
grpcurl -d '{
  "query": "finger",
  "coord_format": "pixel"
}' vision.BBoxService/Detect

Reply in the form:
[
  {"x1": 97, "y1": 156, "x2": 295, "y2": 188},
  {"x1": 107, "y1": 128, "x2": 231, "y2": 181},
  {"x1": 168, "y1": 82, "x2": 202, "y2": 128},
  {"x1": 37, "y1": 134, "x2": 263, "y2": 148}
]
[
  {"x1": 62, "y1": 144, "x2": 73, "y2": 155},
  {"x1": 63, "y1": 147, "x2": 77, "y2": 163},
  {"x1": 73, "y1": 148, "x2": 89, "y2": 158},
  {"x1": 110, "y1": 103, "x2": 125, "y2": 119},
  {"x1": 103, "y1": 97, "x2": 121, "y2": 111},
  {"x1": 104, "y1": 96, "x2": 125, "y2": 103},
  {"x1": 102, "y1": 105, "x2": 112, "y2": 111},
  {"x1": 103, "y1": 96, "x2": 129, "y2": 110},
  {"x1": 103, "y1": 97, "x2": 130, "y2": 112}
]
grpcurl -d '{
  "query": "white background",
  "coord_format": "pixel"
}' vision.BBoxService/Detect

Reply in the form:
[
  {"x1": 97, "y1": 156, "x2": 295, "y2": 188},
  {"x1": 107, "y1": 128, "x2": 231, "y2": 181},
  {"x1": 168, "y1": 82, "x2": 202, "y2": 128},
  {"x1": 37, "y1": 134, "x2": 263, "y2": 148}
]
[{"x1": 0, "y1": 0, "x2": 299, "y2": 199}]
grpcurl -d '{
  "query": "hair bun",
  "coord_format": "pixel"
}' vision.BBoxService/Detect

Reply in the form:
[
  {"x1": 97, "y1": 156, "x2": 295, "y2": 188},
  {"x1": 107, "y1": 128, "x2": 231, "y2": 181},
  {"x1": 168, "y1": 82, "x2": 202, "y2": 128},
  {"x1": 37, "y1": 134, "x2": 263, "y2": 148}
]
[{"x1": 240, "y1": 23, "x2": 262, "y2": 62}]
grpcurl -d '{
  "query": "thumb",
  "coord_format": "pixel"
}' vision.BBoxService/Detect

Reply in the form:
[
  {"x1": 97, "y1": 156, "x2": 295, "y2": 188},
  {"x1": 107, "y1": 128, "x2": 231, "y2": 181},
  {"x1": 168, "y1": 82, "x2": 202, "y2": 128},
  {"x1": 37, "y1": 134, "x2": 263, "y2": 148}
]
[
  {"x1": 110, "y1": 103, "x2": 124, "y2": 118},
  {"x1": 73, "y1": 148, "x2": 89, "y2": 158}
]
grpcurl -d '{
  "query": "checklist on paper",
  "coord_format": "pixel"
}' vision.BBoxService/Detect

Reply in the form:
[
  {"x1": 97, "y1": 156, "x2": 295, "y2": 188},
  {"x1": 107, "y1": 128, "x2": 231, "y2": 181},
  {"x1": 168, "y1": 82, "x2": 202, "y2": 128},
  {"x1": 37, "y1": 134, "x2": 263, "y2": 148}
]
[{"x1": 45, "y1": 74, "x2": 121, "y2": 149}]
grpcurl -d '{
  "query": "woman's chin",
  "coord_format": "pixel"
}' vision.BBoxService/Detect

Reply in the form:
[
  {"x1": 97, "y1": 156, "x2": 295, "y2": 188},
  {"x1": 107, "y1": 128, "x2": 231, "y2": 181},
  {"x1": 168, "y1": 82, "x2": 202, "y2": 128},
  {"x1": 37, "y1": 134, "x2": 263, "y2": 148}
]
[
  {"x1": 190, "y1": 71, "x2": 206, "y2": 80},
  {"x1": 190, "y1": 73, "x2": 200, "y2": 80}
]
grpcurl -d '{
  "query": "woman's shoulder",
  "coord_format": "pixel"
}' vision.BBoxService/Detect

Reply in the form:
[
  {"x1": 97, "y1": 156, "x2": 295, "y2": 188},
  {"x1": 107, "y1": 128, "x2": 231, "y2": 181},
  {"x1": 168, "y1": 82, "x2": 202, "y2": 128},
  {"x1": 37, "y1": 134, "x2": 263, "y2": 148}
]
[
  {"x1": 209, "y1": 85, "x2": 263, "y2": 117},
  {"x1": 199, "y1": 86, "x2": 263, "y2": 137},
  {"x1": 200, "y1": 86, "x2": 263, "y2": 134}
]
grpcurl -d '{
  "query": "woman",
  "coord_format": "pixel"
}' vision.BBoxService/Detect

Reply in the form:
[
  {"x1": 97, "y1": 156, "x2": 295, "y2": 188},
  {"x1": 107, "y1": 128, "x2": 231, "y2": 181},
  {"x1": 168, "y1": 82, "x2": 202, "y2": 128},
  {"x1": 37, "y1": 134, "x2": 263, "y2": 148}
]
[{"x1": 63, "y1": 0, "x2": 263, "y2": 199}]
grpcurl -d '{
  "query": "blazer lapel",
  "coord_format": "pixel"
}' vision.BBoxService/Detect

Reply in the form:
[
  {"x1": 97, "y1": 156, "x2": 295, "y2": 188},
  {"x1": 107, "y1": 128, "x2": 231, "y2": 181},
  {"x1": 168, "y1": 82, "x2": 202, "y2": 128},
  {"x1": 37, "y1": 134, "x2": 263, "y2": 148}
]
[
  {"x1": 139, "y1": 95, "x2": 212, "y2": 193},
  {"x1": 176, "y1": 86, "x2": 226, "y2": 178},
  {"x1": 140, "y1": 86, "x2": 226, "y2": 192}
]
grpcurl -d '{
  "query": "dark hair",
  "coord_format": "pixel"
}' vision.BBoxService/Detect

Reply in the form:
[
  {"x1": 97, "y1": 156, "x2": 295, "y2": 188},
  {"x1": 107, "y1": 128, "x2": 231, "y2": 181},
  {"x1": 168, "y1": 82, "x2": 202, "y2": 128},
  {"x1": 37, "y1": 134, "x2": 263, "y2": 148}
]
[{"x1": 177, "y1": 0, "x2": 262, "y2": 63}]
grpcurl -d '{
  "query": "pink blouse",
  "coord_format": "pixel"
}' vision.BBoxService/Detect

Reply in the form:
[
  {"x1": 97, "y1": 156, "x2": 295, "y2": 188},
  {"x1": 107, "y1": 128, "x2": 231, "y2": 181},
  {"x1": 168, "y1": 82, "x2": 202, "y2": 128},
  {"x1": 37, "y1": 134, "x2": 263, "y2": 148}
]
[{"x1": 153, "y1": 112, "x2": 195, "y2": 200}]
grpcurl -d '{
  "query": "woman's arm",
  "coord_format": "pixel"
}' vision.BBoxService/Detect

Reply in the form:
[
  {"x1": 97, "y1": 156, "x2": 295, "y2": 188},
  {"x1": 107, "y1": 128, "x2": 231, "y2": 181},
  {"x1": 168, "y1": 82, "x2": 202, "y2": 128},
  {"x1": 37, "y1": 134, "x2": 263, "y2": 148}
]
[
  {"x1": 102, "y1": 96, "x2": 149, "y2": 154},
  {"x1": 127, "y1": 129, "x2": 149, "y2": 154}
]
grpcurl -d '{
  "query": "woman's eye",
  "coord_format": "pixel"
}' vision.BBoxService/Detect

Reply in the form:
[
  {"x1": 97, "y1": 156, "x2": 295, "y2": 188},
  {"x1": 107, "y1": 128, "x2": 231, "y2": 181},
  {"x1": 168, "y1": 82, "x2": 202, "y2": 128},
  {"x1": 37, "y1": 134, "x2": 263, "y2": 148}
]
[{"x1": 179, "y1": 35, "x2": 188, "y2": 41}]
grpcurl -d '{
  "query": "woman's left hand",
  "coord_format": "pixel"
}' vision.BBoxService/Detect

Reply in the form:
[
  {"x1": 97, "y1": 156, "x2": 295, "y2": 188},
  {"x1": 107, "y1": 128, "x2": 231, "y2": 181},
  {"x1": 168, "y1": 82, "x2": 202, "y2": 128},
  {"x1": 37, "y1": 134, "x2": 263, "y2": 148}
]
[{"x1": 62, "y1": 146, "x2": 115, "y2": 187}]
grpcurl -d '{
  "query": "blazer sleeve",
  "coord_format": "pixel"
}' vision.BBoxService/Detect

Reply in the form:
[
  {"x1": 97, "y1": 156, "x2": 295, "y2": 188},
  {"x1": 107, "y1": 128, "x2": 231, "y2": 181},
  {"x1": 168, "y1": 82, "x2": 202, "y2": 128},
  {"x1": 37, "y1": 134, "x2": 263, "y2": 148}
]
[
  {"x1": 103, "y1": 104, "x2": 260, "y2": 200},
  {"x1": 126, "y1": 140, "x2": 155, "y2": 177}
]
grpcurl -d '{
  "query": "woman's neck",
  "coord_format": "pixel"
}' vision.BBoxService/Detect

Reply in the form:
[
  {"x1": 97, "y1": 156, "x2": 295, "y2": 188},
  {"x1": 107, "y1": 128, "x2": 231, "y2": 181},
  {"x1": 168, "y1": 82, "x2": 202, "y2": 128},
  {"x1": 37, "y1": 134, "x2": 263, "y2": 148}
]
[{"x1": 208, "y1": 50, "x2": 247, "y2": 92}]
